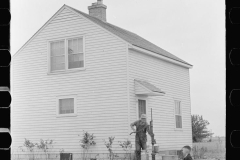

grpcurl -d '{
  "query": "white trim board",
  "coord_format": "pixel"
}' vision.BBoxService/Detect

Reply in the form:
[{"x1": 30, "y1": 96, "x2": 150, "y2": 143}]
[
  {"x1": 129, "y1": 45, "x2": 193, "y2": 69},
  {"x1": 56, "y1": 94, "x2": 78, "y2": 118},
  {"x1": 46, "y1": 35, "x2": 86, "y2": 74},
  {"x1": 173, "y1": 99, "x2": 183, "y2": 130}
]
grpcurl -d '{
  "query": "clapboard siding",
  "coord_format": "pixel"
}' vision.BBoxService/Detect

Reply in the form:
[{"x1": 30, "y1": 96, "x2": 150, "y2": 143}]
[
  {"x1": 128, "y1": 49, "x2": 192, "y2": 151},
  {"x1": 11, "y1": 7, "x2": 128, "y2": 154}
]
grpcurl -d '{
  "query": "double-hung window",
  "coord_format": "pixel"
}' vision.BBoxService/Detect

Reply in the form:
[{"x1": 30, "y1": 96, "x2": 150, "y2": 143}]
[
  {"x1": 174, "y1": 100, "x2": 182, "y2": 129},
  {"x1": 49, "y1": 37, "x2": 84, "y2": 72}
]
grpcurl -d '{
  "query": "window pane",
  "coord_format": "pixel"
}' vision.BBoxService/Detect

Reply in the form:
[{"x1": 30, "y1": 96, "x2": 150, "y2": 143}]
[
  {"x1": 59, "y1": 98, "x2": 74, "y2": 114},
  {"x1": 175, "y1": 101, "x2": 180, "y2": 115},
  {"x1": 51, "y1": 63, "x2": 65, "y2": 71},
  {"x1": 68, "y1": 39, "x2": 79, "y2": 54},
  {"x1": 59, "y1": 47, "x2": 64, "y2": 55},
  {"x1": 51, "y1": 56, "x2": 65, "y2": 64},
  {"x1": 78, "y1": 38, "x2": 83, "y2": 52},
  {"x1": 73, "y1": 39, "x2": 78, "y2": 53},
  {"x1": 68, "y1": 53, "x2": 84, "y2": 69},
  {"x1": 68, "y1": 38, "x2": 83, "y2": 54},
  {"x1": 68, "y1": 40, "x2": 73, "y2": 54},
  {"x1": 51, "y1": 42, "x2": 55, "y2": 52},
  {"x1": 176, "y1": 115, "x2": 182, "y2": 128},
  {"x1": 51, "y1": 41, "x2": 65, "y2": 56},
  {"x1": 175, "y1": 115, "x2": 178, "y2": 128},
  {"x1": 68, "y1": 61, "x2": 84, "y2": 69},
  {"x1": 138, "y1": 100, "x2": 146, "y2": 119},
  {"x1": 68, "y1": 53, "x2": 83, "y2": 62},
  {"x1": 175, "y1": 105, "x2": 180, "y2": 115},
  {"x1": 60, "y1": 41, "x2": 64, "y2": 48}
]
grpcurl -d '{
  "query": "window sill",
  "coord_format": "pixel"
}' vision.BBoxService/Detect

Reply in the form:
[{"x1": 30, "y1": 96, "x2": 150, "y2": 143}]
[
  {"x1": 47, "y1": 68, "x2": 86, "y2": 75},
  {"x1": 56, "y1": 114, "x2": 77, "y2": 118},
  {"x1": 174, "y1": 128, "x2": 183, "y2": 131}
]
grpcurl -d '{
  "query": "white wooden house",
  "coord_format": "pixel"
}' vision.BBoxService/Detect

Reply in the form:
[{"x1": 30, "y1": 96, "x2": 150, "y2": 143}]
[{"x1": 11, "y1": 0, "x2": 193, "y2": 156}]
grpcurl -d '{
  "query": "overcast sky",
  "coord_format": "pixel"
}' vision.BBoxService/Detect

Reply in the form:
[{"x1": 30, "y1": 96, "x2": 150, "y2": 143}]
[{"x1": 11, "y1": 0, "x2": 225, "y2": 137}]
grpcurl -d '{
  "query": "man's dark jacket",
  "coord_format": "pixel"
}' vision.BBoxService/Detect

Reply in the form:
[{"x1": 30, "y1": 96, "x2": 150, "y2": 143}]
[{"x1": 183, "y1": 154, "x2": 193, "y2": 160}]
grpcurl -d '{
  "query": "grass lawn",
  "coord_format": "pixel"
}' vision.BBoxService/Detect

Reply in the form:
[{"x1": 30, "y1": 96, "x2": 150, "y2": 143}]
[{"x1": 192, "y1": 140, "x2": 225, "y2": 160}]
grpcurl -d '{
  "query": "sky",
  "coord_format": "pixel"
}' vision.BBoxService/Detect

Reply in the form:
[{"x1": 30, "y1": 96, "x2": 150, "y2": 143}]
[{"x1": 11, "y1": 0, "x2": 225, "y2": 137}]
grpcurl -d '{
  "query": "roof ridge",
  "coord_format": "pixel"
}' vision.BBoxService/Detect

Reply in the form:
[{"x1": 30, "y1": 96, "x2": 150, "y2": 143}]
[
  {"x1": 67, "y1": 5, "x2": 139, "y2": 36},
  {"x1": 66, "y1": 5, "x2": 192, "y2": 66}
]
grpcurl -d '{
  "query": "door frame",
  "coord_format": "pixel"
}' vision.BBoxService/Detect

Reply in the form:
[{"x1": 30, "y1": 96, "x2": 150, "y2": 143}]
[
  {"x1": 136, "y1": 96, "x2": 148, "y2": 120},
  {"x1": 136, "y1": 96, "x2": 151, "y2": 147}
]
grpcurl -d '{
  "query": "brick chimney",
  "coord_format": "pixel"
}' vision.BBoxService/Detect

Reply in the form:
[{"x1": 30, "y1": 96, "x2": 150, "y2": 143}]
[{"x1": 88, "y1": 0, "x2": 107, "y2": 22}]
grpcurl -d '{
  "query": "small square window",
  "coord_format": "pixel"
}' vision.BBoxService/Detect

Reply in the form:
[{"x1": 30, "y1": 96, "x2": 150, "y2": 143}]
[
  {"x1": 56, "y1": 96, "x2": 77, "y2": 117},
  {"x1": 59, "y1": 98, "x2": 74, "y2": 114}
]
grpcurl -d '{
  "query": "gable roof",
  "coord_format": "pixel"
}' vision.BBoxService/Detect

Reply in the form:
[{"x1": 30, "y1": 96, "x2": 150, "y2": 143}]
[
  {"x1": 67, "y1": 5, "x2": 192, "y2": 66},
  {"x1": 13, "y1": 4, "x2": 192, "y2": 67}
]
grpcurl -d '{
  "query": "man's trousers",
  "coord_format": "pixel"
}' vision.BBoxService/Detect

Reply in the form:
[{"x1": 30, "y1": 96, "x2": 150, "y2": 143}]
[{"x1": 135, "y1": 134, "x2": 147, "y2": 160}]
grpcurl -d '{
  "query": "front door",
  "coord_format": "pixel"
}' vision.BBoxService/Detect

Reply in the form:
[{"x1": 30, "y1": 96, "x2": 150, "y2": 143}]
[{"x1": 138, "y1": 99, "x2": 146, "y2": 119}]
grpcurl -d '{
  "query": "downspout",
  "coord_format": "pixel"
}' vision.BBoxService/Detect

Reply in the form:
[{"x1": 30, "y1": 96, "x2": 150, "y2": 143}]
[{"x1": 126, "y1": 43, "x2": 130, "y2": 139}]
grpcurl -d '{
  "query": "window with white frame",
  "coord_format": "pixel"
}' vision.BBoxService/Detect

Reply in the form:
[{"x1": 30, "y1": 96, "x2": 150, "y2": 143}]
[
  {"x1": 174, "y1": 100, "x2": 182, "y2": 128},
  {"x1": 49, "y1": 37, "x2": 84, "y2": 72},
  {"x1": 138, "y1": 99, "x2": 146, "y2": 119},
  {"x1": 57, "y1": 96, "x2": 77, "y2": 116}
]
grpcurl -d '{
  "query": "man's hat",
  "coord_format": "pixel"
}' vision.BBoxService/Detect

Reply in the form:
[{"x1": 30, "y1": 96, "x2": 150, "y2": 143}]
[
  {"x1": 182, "y1": 145, "x2": 191, "y2": 151},
  {"x1": 141, "y1": 114, "x2": 147, "y2": 119}
]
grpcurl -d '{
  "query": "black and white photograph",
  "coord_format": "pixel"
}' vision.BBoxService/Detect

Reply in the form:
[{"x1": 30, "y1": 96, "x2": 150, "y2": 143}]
[{"x1": 11, "y1": 0, "x2": 225, "y2": 160}]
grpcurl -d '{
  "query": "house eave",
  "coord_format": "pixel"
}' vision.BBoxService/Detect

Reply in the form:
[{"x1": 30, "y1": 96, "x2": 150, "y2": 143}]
[
  {"x1": 128, "y1": 44, "x2": 193, "y2": 69},
  {"x1": 12, "y1": 5, "x2": 68, "y2": 60},
  {"x1": 134, "y1": 80, "x2": 166, "y2": 96},
  {"x1": 135, "y1": 92, "x2": 165, "y2": 96}
]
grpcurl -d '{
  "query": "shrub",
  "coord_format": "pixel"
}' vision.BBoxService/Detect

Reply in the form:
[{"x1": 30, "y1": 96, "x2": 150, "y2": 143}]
[
  {"x1": 103, "y1": 136, "x2": 119, "y2": 160},
  {"x1": 22, "y1": 138, "x2": 37, "y2": 160},
  {"x1": 35, "y1": 139, "x2": 54, "y2": 160},
  {"x1": 79, "y1": 131, "x2": 96, "y2": 160},
  {"x1": 23, "y1": 138, "x2": 36, "y2": 152},
  {"x1": 192, "y1": 145, "x2": 207, "y2": 159},
  {"x1": 118, "y1": 139, "x2": 132, "y2": 159}
]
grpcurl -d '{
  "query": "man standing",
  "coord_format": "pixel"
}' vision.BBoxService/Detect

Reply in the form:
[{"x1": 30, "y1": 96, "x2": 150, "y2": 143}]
[{"x1": 130, "y1": 114, "x2": 154, "y2": 160}]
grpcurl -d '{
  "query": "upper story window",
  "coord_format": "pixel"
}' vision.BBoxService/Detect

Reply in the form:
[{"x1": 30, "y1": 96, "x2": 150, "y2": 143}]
[
  {"x1": 174, "y1": 100, "x2": 182, "y2": 129},
  {"x1": 49, "y1": 37, "x2": 84, "y2": 73}
]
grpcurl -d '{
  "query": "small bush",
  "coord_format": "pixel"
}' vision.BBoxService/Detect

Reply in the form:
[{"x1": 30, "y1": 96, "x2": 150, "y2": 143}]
[
  {"x1": 192, "y1": 145, "x2": 207, "y2": 159},
  {"x1": 103, "y1": 136, "x2": 119, "y2": 160},
  {"x1": 22, "y1": 138, "x2": 38, "y2": 160},
  {"x1": 23, "y1": 138, "x2": 36, "y2": 152},
  {"x1": 118, "y1": 139, "x2": 132, "y2": 160},
  {"x1": 35, "y1": 139, "x2": 54, "y2": 160},
  {"x1": 79, "y1": 131, "x2": 96, "y2": 160}
]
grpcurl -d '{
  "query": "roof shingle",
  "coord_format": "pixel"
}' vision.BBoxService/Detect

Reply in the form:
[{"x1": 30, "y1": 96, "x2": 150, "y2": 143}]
[{"x1": 67, "y1": 5, "x2": 192, "y2": 66}]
